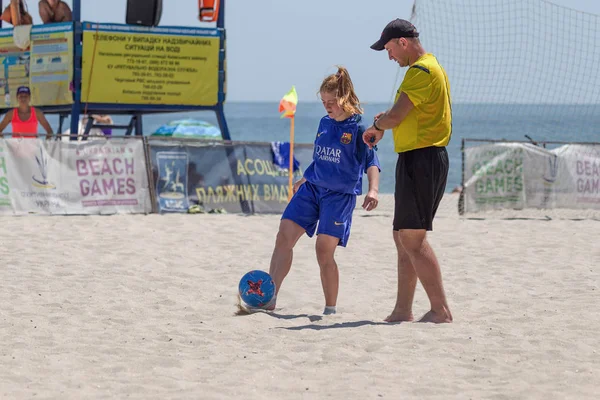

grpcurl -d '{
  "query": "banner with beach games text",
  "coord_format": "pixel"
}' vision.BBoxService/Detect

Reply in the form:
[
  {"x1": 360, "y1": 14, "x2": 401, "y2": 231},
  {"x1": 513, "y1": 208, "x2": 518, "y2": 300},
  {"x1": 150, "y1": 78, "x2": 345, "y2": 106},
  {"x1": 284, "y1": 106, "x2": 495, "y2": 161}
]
[
  {"x1": 0, "y1": 138, "x2": 151, "y2": 215},
  {"x1": 462, "y1": 143, "x2": 600, "y2": 213},
  {"x1": 0, "y1": 23, "x2": 73, "y2": 108},
  {"x1": 148, "y1": 140, "x2": 314, "y2": 214},
  {"x1": 81, "y1": 22, "x2": 220, "y2": 106}
]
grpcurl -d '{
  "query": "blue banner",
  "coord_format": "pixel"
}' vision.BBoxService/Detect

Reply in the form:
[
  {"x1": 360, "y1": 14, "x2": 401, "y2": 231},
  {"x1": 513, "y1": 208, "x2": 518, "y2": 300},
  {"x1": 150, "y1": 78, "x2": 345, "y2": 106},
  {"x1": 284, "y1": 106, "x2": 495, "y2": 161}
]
[{"x1": 148, "y1": 140, "x2": 314, "y2": 214}]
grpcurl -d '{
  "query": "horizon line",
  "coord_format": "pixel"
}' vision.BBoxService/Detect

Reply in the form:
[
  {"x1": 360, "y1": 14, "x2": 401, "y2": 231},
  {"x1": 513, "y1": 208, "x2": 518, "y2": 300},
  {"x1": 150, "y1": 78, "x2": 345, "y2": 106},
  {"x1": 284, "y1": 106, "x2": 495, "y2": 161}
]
[{"x1": 223, "y1": 101, "x2": 600, "y2": 106}]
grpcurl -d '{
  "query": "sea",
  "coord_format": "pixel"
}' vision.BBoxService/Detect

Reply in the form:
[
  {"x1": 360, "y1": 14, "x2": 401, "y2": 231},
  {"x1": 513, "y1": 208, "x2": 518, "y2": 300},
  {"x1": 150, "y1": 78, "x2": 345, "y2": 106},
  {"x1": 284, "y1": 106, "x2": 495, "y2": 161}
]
[{"x1": 48, "y1": 102, "x2": 600, "y2": 194}]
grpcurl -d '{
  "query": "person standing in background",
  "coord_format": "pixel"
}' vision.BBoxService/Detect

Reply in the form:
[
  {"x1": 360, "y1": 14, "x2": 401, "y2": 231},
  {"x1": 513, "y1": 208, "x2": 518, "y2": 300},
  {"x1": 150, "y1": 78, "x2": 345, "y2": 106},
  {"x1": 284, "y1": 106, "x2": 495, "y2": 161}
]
[{"x1": 0, "y1": 86, "x2": 53, "y2": 139}]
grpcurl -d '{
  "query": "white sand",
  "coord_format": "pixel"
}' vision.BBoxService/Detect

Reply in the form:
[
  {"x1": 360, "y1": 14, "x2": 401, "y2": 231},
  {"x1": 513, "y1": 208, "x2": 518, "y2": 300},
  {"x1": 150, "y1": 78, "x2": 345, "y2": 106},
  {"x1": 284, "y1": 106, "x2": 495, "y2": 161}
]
[{"x1": 0, "y1": 194, "x2": 598, "y2": 399}]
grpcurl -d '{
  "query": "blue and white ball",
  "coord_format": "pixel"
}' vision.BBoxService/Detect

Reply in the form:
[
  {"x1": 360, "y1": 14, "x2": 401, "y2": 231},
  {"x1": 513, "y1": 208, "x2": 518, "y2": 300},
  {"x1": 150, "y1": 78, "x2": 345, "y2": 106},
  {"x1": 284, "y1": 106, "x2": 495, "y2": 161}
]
[{"x1": 238, "y1": 270, "x2": 275, "y2": 308}]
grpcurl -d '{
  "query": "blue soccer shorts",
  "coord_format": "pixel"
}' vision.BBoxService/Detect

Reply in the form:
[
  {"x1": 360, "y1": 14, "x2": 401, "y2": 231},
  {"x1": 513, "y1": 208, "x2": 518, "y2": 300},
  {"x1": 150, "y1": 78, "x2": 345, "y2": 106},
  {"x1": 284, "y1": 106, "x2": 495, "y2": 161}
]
[{"x1": 282, "y1": 181, "x2": 356, "y2": 247}]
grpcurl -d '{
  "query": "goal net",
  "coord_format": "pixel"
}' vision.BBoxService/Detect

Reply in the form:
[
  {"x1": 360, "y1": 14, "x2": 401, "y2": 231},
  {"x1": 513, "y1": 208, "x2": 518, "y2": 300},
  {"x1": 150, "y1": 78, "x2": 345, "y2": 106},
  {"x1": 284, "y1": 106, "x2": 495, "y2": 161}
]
[{"x1": 405, "y1": 0, "x2": 600, "y2": 219}]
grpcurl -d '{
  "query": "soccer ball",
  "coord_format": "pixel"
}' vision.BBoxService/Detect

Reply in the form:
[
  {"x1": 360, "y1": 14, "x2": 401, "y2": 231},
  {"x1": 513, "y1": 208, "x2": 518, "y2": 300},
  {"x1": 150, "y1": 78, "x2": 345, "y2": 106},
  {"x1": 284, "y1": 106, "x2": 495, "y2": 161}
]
[{"x1": 238, "y1": 270, "x2": 275, "y2": 309}]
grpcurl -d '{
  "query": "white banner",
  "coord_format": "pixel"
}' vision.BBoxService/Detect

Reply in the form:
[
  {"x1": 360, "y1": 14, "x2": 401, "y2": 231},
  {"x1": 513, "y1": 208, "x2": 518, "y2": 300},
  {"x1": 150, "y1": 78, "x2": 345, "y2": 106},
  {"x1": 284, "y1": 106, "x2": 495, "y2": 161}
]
[
  {"x1": 463, "y1": 143, "x2": 600, "y2": 213},
  {"x1": 0, "y1": 145, "x2": 10, "y2": 211},
  {"x1": 0, "y1": 138, "x2": 151, "y2": 215}
]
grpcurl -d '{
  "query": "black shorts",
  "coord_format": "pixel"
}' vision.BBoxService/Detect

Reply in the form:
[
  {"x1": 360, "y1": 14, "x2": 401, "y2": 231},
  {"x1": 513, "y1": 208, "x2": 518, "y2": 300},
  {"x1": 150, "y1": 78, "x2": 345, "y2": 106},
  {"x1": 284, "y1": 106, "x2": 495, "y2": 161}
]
[{"x1": 393, "y1": 146, "x2": 449, "y2": 231}]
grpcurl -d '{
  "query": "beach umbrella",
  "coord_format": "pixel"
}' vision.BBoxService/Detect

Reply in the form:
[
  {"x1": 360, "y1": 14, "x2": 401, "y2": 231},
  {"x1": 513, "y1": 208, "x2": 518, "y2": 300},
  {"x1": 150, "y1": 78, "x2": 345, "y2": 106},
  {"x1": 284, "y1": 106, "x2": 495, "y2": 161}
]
[{"x1": 152, "y1": 119, "x2": 222, "y2": 139}]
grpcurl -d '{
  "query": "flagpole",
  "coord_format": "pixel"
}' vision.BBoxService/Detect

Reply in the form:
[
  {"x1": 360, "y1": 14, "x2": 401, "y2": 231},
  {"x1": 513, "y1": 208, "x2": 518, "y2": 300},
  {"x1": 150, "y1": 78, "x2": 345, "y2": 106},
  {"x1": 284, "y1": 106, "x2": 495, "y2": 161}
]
[
  {"x1": 288, "y1": 116, "x2": 295, "y2": 201},
  {"x1": 279, "y1": 85, "x2": 298, "y2": 201}
]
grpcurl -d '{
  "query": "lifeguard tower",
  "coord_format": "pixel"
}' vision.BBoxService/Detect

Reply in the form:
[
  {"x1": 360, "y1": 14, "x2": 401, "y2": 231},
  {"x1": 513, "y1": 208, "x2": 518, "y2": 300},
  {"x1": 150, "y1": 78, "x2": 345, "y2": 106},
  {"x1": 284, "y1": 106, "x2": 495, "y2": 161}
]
[{"x1": 0, "y1": 0, "x2": 230, "y2": 140}]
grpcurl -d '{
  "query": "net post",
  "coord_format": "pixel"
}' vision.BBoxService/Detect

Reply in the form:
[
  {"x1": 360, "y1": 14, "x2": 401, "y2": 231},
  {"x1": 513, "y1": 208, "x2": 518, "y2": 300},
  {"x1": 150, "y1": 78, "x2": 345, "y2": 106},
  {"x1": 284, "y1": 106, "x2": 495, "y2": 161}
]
[
  {"x1": 142, "y1": 136, "x2": 158, "y2": 215},
  {"x1": 458, "y1": 137, "x2": 465, "y2": 215}
]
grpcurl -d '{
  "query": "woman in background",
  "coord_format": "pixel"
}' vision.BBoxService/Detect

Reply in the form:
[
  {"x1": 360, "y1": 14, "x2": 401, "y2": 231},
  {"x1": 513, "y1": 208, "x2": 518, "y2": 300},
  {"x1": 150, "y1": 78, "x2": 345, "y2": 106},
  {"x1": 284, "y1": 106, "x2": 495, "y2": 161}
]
[{"x1": 0, "y1": 86, "x2": 53, "y2": 139}]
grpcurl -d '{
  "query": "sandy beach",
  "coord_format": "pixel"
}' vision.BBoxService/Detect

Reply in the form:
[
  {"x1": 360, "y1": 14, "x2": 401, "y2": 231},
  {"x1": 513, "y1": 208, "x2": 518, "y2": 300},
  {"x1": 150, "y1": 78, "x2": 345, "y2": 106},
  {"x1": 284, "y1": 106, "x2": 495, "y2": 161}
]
[{"x1": 0, "y1": 193, "x2": 598, "y2": 399}]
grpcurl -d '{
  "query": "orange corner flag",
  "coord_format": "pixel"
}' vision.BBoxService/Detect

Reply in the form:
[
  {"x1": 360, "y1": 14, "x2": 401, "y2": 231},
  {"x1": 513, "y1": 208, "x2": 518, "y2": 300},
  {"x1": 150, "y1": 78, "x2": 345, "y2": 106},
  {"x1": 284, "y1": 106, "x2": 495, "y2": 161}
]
[{"x1": 279, "y1": 86, "x2": 298, "y2": 118}]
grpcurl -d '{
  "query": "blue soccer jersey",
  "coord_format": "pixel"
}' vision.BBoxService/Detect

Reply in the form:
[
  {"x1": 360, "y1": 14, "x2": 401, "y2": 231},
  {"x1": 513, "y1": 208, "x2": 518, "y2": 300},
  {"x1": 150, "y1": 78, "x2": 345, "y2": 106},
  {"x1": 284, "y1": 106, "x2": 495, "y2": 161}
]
[{"x1": 303, "y1": 114, "x2": 380, "y2": 195}]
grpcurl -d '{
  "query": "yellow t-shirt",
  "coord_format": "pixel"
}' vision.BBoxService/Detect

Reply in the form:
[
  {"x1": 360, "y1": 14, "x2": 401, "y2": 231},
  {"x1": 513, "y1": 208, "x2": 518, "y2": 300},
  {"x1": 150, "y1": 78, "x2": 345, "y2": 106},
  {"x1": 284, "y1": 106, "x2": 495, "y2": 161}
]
[{"x1": 392, "y1": 53, "x2": 452, "y2": 153}]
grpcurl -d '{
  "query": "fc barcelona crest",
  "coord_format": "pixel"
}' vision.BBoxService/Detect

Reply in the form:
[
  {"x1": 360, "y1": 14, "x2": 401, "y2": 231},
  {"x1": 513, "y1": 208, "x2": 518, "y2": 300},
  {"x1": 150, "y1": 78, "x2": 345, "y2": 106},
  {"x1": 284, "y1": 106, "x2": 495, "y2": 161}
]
[{"x1": 341, "y1": 132, "x2": 352, "y2": 144}]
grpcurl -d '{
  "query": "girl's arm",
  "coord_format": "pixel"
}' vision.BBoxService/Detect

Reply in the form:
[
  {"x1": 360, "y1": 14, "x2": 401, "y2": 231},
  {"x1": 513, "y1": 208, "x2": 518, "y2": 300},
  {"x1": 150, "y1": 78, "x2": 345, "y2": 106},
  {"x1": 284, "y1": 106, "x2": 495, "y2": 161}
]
[{"x1": 362, "y1": 165, "x2": 379, "y2": 211}]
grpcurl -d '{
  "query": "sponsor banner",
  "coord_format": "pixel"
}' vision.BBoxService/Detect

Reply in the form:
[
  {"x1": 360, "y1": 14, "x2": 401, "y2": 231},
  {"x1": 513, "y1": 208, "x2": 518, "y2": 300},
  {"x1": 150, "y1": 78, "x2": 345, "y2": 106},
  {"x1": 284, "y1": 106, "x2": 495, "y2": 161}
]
[
  {"x1": 81, "y1": 22, "x2": 220, "y2": 106},
  {"x1": 556, "y1": 145, "x2": 600, "y2": 206},
  {"x1": 29, "y1": 23, "x2": 74, "y2": 106},
  {"x1": 463, "y1": 143, "x2": 600, "y2": 213},
  {"x1": 148, "y1": 140, "x2": 314, "y2": 213},
  {"x1": 0, "y1": 143, "x2": 10, "y2": 208},
  {"x1": 0, "y1": 29, "x2": 29, "y2": 108},
  {"x1": 0, "y1": 138, "x2": 151, "y2": 215},
  {"x1": 0, "y1": 23, "x2": 73, "y2": 107},
  {"x1": 155, "y1": 151, "x2": 190, "y2": 212}
]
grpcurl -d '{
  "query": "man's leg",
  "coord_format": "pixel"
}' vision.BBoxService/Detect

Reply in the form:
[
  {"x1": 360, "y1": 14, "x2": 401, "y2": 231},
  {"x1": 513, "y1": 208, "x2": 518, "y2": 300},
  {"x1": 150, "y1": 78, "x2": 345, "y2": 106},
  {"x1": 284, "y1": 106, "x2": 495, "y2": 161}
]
[
  {"x1": 38, "y1": 0, "x2": 54, "y2": 24},
  {"x1": 315, "y1": 234, "x2": 340, "y2": 310},
  {"x1": 21, "y1": 12, "x2": 32, "y2": 25},
  {"x1": 268, "y1": 219, "x2": 305, "y2": 298},
  {"x1": 55, "y1": 2, "x2": 72, "y2": 22},
  {"x1": 398, "y1": 229, "x2": 452, "y2": 323},
  {"x1": 385, "y1": 230, "x2": 418, "y2": 322},
  {"x1": 9, "y1": 0, "x2": 21, "y2": 25}
]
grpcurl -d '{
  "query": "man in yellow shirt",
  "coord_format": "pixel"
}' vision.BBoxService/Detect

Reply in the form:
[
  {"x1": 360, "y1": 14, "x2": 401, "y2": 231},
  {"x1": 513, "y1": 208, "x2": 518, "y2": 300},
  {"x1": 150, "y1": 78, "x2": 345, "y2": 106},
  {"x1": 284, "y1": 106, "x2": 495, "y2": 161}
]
[{"x1": 363, "y1": 19, "x2": 453, "y2": 324}]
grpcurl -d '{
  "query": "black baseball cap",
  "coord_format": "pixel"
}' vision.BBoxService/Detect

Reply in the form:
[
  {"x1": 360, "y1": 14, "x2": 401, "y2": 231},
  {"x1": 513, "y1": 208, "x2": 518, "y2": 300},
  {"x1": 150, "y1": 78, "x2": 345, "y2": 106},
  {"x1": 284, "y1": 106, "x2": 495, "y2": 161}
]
[
  {"x1": 370, "y1": 19, "x2": 419, "y2": 51},
  {"x1": 16, "y1": 86, "x2": 31, "y2": 95}
]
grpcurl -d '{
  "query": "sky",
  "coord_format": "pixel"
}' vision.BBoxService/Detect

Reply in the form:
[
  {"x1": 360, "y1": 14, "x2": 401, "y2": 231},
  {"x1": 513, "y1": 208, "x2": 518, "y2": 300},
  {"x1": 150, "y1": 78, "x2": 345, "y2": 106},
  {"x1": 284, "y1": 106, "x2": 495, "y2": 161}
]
[{"x1": 12, "y1": 0, "x2": 600, "y2": 103}]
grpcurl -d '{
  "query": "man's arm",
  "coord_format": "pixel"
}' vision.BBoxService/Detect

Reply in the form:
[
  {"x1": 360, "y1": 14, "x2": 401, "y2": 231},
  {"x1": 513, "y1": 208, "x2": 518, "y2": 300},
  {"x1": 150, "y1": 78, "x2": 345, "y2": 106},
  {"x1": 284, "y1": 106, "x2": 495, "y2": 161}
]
[
  {"x1": 363, "y1": 92, "x2": 415, "y2": 149},
  {"x1": 374, "y1": 92, "x2": 415, "y2": 131},
  {"x1": 39, "y1": 0, "x2": 55, "y2": 24},
  {"x1": 362, "y1": 93, "x2": 415, "y2": 148},
  {"x1": 364, "y1": 66, "x2": 432, "y2": 148}
]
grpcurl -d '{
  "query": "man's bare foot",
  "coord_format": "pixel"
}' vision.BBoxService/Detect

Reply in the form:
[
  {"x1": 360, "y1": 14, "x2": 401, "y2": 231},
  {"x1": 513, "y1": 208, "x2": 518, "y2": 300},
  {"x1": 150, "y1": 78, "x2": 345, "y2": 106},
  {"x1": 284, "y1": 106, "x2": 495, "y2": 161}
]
[
  {"x1": 384, "y1": 310, "x2": 414, "y2": 322},
  {"x1": 417, "y1": 309, "x2": 453, "y2": 323}
]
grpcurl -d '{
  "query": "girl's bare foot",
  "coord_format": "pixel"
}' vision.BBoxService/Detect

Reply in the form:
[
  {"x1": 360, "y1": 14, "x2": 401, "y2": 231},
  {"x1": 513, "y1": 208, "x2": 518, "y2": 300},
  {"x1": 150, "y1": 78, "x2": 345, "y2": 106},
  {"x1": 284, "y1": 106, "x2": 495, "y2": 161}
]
[{"x1": 384, "y1": 310, "x2": 414, "y2": 322}]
